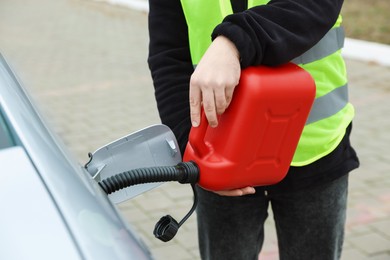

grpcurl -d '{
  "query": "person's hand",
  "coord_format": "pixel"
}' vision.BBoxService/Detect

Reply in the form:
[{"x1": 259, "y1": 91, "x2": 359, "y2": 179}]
[
  {"x1": 213, "y1": 186, "x2": 256, "y2": 196},
  {"x1": 189, "y1": 35, "x2": 241, "y2": 128}
]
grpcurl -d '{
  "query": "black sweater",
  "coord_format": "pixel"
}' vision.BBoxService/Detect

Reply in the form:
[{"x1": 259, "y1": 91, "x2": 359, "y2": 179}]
[{"x1": 147, "y1": 0, "x2": 359, "y2": 192}]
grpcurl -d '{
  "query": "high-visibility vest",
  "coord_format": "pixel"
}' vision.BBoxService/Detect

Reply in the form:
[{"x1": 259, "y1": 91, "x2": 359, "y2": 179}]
[{"x1": 180, "y1": 0, "x2": 355, "y2": 166}]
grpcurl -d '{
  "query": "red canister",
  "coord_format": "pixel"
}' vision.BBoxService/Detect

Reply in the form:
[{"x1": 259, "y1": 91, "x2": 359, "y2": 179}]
[{"x1": 183, "y1": 63, "x2": 316, "y2": 191}]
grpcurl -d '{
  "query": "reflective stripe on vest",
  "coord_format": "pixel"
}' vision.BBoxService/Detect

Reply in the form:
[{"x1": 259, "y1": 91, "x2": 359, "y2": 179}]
[
  {"x1": 292, "y1": 27, "x2": 345, "y2": 65},
  {"x1": 180, "y1": 0, "x2": 355, "y2": 166},
  {"x1": 306, "y1": 83, "x2": 348, "y2": 125}
]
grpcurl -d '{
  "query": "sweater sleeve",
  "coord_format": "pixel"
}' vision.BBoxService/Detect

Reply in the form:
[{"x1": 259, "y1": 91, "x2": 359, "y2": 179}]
[
  {"x1": 147, "y1": 0, "x2": 194, "y2": 154},
  {"x1": 213, "y1": 0, "x2": 344, "y2": 67}
]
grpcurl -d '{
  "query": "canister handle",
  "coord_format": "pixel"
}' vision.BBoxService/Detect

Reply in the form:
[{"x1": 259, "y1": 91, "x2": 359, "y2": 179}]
[{"x1": 188, "y1": 110, "x2": 210, "y2": 158}]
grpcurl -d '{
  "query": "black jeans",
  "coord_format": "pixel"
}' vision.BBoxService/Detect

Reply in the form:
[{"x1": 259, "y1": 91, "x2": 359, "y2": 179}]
[{"x1": 196, "y1": 174, "x2": 349, "y2": 260}]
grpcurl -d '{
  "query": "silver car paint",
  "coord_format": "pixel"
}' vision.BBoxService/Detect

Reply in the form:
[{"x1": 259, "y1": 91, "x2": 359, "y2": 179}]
[
  {"x1": 0, "y1": 147, "x2": 82, "y2": 259},
  {"x1": 0, "y1": 53, "x2": 152, "y2": 260}
]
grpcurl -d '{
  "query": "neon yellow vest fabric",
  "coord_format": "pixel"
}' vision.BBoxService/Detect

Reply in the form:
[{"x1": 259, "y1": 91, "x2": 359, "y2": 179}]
[{"x1": 180, "y1": 0, "x2": 355, "y2": 166}]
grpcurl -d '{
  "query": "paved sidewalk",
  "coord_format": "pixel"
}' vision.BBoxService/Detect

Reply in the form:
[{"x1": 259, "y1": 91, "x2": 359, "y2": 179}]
[{"x1": 1, "y1": 0, "x2": 389, "y2": 259}]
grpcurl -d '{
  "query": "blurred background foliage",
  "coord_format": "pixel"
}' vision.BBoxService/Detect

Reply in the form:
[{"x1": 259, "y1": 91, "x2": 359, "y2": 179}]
[{"x1": 342, "y1": 0, "x2": 390, "y2": 44}]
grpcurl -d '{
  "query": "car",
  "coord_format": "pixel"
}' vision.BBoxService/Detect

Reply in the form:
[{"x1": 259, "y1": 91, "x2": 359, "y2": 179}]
[{"x1": 0, "y1": 52, "x2": 183, "y2": 260}]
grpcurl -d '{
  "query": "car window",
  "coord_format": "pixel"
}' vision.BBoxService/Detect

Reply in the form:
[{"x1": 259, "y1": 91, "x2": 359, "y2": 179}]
[{"x1": 0, "y1": 110, "x2": 15, "y2": 149}]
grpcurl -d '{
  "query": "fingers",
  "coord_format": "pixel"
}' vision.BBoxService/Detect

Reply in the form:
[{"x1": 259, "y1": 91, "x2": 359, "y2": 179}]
[
  {"x1": 190, "y1": 78, "x2": 227, "y2": 128},
  {"x1": 202, "y1": 88, "x2": 219, "y2": 128},
  {"x1": 213, "y1": 187, "x2": 256, "y2": 196},
  {"x1": 190, "y1": 79, "x2": 234, "y2": 128},
  {"x1": 214, "y1": 87, "x2": 227, "y2": 116},
  {"x1": 225, "y1": 85, "x2": 234, "y2": 108},
  {"x1": 189, "y1": 83, "x2": 201, "y2": 127}
]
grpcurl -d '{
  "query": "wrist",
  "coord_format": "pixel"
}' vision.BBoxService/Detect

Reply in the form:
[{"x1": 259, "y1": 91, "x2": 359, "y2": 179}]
[{"x1": 213, "y1": 35, "x2": 240, "y2": 60}]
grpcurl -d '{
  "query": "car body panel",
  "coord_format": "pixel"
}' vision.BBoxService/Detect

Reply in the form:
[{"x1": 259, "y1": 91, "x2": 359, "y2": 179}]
[
  {"x1": 0, "y1": 147, "x2": 82, "y2": 260},
  {"x1": 0, "y1": 53, "x2": 152, "y2": 259}
]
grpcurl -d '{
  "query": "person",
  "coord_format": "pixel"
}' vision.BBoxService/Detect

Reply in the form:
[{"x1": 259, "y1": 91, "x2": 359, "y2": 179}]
[{"x1": 147, "y1": 0, "x2": 360, "y2": 259}]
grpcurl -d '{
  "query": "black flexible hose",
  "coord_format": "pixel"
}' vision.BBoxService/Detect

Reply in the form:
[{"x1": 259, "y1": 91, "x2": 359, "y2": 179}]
[
  {"x1": 98, "y1": 161, "x2": 200, "y2": 242},
  {"x1": 98, "y1": 161, "x2": 199, "y2": 195}
]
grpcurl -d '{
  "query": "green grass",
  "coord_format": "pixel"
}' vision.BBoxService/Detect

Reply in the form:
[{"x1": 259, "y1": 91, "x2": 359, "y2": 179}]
[{"x1": 342, "y1": 0, "x2": 390, "y2": 44}]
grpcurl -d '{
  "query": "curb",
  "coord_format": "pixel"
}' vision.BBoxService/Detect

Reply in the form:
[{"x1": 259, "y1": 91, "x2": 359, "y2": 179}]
[
  {"x1": 98, "y1": 0, "x2": 148, "y2": 12},
  {"x1": 343, "y1": 38, "x2": 390, "y2": 67}
]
